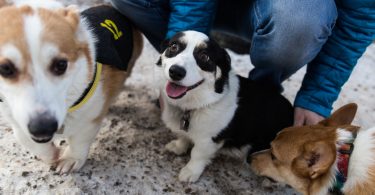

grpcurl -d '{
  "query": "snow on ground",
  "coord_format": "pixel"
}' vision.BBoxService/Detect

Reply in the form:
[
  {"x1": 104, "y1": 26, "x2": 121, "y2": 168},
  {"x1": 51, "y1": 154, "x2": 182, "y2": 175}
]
[{"x1": 0, "y1": 1, "x2": 374, "y2": 194}]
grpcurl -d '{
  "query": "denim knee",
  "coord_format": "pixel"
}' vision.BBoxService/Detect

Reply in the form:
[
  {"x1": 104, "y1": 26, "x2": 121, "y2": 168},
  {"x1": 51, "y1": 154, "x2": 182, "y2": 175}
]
[
  {"x1": 110, "y1": 0, "x2": 169, "y2": 50},
  {"x1": 249, "y1": 0, "x2": 337, "y2": 83}
]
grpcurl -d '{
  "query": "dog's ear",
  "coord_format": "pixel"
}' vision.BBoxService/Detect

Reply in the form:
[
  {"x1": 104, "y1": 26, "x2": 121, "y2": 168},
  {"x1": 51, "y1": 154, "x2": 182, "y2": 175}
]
[
  {"x1": 319, "y1": 103, "x2": 357, "y2": 127},
  {"x1": 0, "y1": 0, "x2": 9, "y2": 8},
  {"x1": 156, "y1": 56, "x2": 162, "y2": 66},
  {"x1": 159, "y1": 39, "x2": 170, "y2": 53},
  {"x1": 292, "y1": 141, "x2": 335, "y2": 180},
  {"x1": 224, "y1": 49, "x2": 231, "y2": 67},
  {"x1": 56, "y1": 5, "x2": 80, "y2": 31}
]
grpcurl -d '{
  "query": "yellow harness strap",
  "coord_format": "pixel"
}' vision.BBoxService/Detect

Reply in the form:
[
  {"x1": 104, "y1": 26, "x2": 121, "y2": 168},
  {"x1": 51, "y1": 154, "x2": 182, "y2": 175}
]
[{"x1": 68, "y1": 63, "x2": 103, "y2": 113}]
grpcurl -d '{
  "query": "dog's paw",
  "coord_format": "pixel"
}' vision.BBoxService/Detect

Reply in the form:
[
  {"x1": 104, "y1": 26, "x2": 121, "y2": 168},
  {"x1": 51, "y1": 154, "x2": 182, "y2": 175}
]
[
  {"x1": 165, "y1": 139, "x2": 189, "y2": 155},
  {"x1": 55, "y1": 157, "x2": 85, "y2": 174},
  {"x1": 178, "y1": 165, "x2": 202, "y2": 182},
  {"x1": 38, "y1": 144, "x2": 60, "y2": 164},
  {"x1": 54, "y1": 148, "x2": 87, "y2": 174}
]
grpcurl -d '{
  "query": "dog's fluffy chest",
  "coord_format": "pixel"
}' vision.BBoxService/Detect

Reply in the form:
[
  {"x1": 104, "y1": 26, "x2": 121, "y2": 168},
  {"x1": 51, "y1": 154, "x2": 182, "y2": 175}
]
[
  {"x1": 59, "y1": 85, "x2": 106, "y2": 136},
  {"x1": 162, "y1": 88, "x2": 238, "y2": 143},
  {"x1": 342, "y1": 126, "x2": 375, "y2": 193}
]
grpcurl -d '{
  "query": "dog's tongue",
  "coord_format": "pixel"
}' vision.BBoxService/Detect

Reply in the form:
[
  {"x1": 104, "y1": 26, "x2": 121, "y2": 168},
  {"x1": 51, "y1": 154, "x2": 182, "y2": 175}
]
[{"x1": 166, "y1": 81, "x2": 188, "y2": 98}]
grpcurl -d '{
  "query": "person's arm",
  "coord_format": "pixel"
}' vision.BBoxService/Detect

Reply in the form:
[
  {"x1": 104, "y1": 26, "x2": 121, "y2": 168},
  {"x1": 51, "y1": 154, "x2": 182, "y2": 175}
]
[
  {"x1": 166, "y1": 0, "x2": 217, "y2": 39},
  {"x1": 294, "y1": 1, "x2": 375, "y2": 125}
]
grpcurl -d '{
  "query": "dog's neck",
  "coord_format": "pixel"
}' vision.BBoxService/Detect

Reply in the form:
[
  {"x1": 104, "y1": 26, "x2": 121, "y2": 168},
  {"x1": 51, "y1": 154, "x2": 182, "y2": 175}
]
[
  {"x1": 329, "y1": 136, "x2": 356, "y2": 194},
  {"x1": 68, "y1": 62, "x2": 102, "y2": 113},
  {"x1": 168, "y1": 71, "x2": 239, "y2": 131},
  {"x1": 65, "y1": 16, "x2": 98, "y2": 113},
  {"x1": 179, "y1": 110, "x2": 191, "y2": 131},
  {"x1": 175, "y1": 71, "x2": 238, "y2": 125}
]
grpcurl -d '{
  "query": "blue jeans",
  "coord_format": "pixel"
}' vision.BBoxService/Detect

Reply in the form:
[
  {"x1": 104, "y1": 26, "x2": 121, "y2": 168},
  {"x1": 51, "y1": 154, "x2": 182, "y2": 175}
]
[{"x1": 110, "y1": 0, "x2": 337, "y2": 88}]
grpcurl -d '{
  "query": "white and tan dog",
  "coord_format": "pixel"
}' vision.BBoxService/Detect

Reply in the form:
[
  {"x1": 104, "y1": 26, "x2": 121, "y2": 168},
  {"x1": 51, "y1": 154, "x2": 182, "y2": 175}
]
[{"x1": 0, "y1": 0, "x2": 142, "y2": 173}]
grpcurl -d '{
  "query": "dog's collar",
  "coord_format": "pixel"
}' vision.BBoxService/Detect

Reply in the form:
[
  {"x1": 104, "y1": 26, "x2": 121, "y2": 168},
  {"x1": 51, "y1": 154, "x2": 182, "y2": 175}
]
[
  {"x1": 68, "y1": 62, "x2": 102, "y2": 113},
  {"x1": 329, "y1": 134, "x2": 357, "y2": 194}
]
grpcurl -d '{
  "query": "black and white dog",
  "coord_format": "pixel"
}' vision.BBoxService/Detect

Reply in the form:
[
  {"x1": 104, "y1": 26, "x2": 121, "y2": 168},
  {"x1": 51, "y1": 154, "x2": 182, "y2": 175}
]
[{"x1": 157, "y1": 31, "x2": 294, "y2": 182}]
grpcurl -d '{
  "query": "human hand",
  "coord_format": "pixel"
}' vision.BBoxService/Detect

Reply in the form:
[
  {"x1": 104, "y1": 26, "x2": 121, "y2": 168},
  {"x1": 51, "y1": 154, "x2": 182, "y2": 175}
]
[{"x1": 293, "y1": 107, "x2": 325, "y2": 126}]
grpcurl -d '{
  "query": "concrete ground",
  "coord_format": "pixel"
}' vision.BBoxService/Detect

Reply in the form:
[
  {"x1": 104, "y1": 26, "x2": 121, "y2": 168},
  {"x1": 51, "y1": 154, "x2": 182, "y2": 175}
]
[{"x1": 0, "y1": 1, "x2": 374, "y2": 194}]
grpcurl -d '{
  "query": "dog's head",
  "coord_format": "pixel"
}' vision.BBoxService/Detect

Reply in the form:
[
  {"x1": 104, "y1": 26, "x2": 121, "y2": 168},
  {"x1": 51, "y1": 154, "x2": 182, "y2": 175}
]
[
  {"x1": 0, "y1": 1, "x2": 95, "y2": 143},
  {"x1": 250, "y1": 103, "x2": 359, "y2": 194},
  {"x1": 157, "y1": 31, "x2": 232, "y2": 109}
]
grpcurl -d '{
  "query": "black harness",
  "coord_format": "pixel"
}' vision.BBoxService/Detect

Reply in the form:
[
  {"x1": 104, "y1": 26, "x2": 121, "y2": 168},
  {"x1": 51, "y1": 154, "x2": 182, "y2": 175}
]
[{"x1": 81, "y1": 5, "x2": 134, "y2": 71}]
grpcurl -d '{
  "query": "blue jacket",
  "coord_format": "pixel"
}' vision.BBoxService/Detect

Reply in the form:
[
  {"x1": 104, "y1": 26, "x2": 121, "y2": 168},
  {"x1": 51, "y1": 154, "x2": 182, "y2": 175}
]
[
  {"x1": 166, "y1": 1, "x2": 216, "y2": 39},
  {"x1": 166, "y1": 0, "x2": 375, "y2": 117},
  {"x1": 295, "y1": 0, "x2": 375, "y2": 117}
]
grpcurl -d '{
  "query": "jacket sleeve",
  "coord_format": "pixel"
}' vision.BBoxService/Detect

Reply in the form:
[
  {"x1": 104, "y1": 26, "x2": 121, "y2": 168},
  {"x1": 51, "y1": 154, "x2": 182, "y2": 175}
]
[
  {"x1": 166, "y1": 0, "x2": 217, "y2": 39},
  {"x1": 294, "y1": 1, "x2": 375, "y2": 117}
]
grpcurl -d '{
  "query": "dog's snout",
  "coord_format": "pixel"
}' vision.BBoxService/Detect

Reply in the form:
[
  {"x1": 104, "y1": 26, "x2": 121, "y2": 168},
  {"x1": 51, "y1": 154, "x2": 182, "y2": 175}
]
[
  {"x1": 169, "y1": 65, "x2": 186, "y2": 81},
  {"x1": 28, "y1": 112, "x2": 58, "y2": 137}
]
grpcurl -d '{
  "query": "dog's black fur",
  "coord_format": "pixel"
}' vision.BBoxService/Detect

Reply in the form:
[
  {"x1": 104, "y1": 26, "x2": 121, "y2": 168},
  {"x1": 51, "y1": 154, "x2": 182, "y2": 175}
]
[
  {"x1": 212, "y1": 76, "x2": 294, "y2": 153},
  {"x1": 162, "y1": 31, "x2": 232, "y2": 94},
  {"x1": 160, "y1": 31, "x2": 295, "y2": 181},
  {"x1": 193, "y1": 39, "x2": 231, "y2": 94},
  {"x1": 163, "y1": 31, "x2": 294, "y2": 156}
]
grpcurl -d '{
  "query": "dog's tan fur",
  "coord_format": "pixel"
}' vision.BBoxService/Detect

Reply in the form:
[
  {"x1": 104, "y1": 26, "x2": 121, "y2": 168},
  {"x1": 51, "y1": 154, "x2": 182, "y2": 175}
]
[
  {"x1": 0, "y1": 1, "x2": 142, "y2": 173},
  {"x1": 39, "y1": 6, "x2": 94, "y2": 82},
  {"x1": 344, "y1": 142, "x2": 375, "y2": 195},
  {"x1": 0, "y1": 6, "x2": 31, "y2": 83},
  {"x1": 95, "y1": 29, "x2": 143, "y2": 122},
  {"x1": 250, "y1": 103, "x2": 375, "y2": 195}
]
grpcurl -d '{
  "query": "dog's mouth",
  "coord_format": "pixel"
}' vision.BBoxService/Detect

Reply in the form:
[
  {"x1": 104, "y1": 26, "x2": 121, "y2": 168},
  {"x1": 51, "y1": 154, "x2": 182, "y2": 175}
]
[
  {"x1": 166, "y1": 80, "x2": 204, "y2": 99},
  {"x1": 31, "y1": 135, "x2": 53, "y2": 143}
]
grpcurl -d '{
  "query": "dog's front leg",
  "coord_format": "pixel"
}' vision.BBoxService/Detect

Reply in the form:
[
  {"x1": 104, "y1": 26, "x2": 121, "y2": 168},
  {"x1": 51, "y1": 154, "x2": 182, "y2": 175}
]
[
  {"x1": 13, "y1": 127, "x2": 59, "y2": 164},
  {"x1": 55, "y1": 122, "x2": 100, "y2": 174},
  {"x1": 179, "y1": 139, "x2": 222, "y2": 182},
  {"x1": 165, "y1": 136, "x2": 191, "y2": 155}
]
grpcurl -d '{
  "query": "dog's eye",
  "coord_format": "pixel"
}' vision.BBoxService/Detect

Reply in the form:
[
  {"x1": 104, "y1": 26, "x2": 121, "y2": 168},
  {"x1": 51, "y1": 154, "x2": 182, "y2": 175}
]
[
  {"x1": 169, "y1": 43, "x2": 179, "y2": 53},
  {"x1": 50, "y1": 58, "x2": 68, "y2": 76},
  {"x1": 199, "y1": 52, "x2": 209, "y2": 62},
  {"x1": 0, "y1": 61, "x2": 17, "y2": 78}
]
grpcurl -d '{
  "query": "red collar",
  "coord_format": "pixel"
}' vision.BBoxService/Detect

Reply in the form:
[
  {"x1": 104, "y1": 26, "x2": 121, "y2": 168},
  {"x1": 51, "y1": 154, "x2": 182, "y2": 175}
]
[{"x1": 330, "y1": 136, "x2": 356, "y2": 194}]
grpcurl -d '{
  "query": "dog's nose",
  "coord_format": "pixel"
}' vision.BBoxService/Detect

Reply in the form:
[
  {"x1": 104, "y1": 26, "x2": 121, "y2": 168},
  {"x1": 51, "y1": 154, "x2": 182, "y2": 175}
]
[
  {"x1": 28, "y1": 112, "x2": 58, "y2": 137},
  {"x1": 169, "y1": 65, "x2": 186, "y2": 81}
]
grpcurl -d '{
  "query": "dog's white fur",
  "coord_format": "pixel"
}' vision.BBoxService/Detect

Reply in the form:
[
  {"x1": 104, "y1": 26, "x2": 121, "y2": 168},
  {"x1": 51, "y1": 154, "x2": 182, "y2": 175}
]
[
  {"x1": 160, "y1": 31, "x2": 239, "y2": 182},
  {"x1": 0, "y1": 2, "x2": 99, "y2": 172},
  {"x1": 160, "y1": 31, "x2": 228, "y2": 110},
  {"x1": 343, "y1": 127, "x2": 375, "y2": 192},
  {"x1": 0, "y1": 1, "x2": 139, "y2": 173}
]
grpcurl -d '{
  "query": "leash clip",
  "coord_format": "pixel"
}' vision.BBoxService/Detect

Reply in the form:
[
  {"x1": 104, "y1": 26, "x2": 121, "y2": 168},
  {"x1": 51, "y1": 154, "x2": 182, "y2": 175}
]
[
  {"x1": 338, "y1": 143, "x2": 354, "y2": 154},
  {"x1": 180, "y1": 111, "x2": 191, "y2": 131}
]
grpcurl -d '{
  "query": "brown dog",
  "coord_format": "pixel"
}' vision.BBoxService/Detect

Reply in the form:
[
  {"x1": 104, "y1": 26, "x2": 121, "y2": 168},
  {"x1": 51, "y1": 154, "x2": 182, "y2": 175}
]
[{"x1": 250, "y1": 103, "x2": 375, "y2": 195}]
